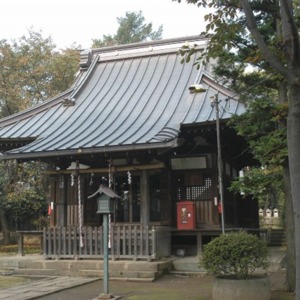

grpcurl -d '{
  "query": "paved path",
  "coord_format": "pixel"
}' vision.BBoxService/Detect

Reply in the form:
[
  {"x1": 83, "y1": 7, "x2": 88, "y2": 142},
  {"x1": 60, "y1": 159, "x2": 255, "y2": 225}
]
[
  {"x1": 0, "y1": 276, "x2": 98, "y2": 300},
  {"x1": 0, "y1": 272, "x2": 293, "y2": 300}
]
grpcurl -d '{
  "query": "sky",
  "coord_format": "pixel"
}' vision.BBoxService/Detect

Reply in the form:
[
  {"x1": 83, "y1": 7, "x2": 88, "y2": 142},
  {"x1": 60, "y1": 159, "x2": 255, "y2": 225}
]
[{"x1": 0, "y1": 0, "x2": 210, "y2": 49}]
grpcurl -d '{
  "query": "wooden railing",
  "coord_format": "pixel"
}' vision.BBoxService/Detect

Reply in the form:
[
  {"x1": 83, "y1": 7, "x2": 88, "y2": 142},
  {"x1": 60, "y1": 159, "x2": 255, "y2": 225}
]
[{"x1": 43, "y1": 225, "x2": 170, "y2": 260}]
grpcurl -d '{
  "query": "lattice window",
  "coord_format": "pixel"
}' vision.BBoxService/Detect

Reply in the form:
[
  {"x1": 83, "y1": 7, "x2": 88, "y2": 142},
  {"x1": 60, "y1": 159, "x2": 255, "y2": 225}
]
[
  {"x1": 186, "y1": 178, "x2": 212, "y2": 200},
  {"x1": 176, "y1": 187, "x2": 182, "y2": 201},
  {"x1": 176, "y1": 177, "x2": 212, "y2": 201}
]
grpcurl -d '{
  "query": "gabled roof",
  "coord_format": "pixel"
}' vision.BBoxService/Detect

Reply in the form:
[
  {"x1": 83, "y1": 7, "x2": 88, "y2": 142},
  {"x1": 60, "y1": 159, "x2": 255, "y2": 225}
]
[{"x1": 0, "y1": 36, "x2": 245, "y2": 160}]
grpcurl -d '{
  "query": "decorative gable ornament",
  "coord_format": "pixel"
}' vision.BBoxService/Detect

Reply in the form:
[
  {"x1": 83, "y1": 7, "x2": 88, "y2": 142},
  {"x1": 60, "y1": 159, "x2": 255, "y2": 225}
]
[{"x1": 79, "y1": 50, "x2": 92, "y2": 70}]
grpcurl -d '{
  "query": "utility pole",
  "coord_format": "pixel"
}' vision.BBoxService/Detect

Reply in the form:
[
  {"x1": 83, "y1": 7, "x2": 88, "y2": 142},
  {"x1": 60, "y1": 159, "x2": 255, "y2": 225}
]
[{"x1": 211, "y1": 93, "x2": 225, "y2": 234}]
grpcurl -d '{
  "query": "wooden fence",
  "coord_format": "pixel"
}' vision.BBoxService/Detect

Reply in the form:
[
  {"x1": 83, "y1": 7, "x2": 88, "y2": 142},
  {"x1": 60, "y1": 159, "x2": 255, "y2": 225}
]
[{"x1": 43, "y1": 225, "x2": 170, "y2": 260}]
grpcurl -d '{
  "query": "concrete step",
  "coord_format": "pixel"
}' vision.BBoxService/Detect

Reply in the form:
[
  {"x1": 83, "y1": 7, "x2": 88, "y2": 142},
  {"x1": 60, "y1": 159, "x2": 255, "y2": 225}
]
[
  {"x1": 12, "y1": 268, "x2": 58, "y2": 276},
  {"x1": 79, "y1": 269, "x2": 157, "y2": 280},
  {"x1": 0, "y1": 255, "x2": 173, "y2": 281},
  {"x1": 12, "y1": 267, "x2": 158, "y2": 279},
  {"x1": 172, "y1": 256, "x2": 205, "y2": 273},
  {"x1": 15, "y1": 259, "x2": 169, "y2": 272}
]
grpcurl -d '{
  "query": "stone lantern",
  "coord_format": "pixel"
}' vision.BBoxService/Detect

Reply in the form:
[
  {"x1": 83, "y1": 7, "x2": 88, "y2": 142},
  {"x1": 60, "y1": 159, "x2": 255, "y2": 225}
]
[{"x1": 88, "y1": 184, "x2": 121, "y2": 300}]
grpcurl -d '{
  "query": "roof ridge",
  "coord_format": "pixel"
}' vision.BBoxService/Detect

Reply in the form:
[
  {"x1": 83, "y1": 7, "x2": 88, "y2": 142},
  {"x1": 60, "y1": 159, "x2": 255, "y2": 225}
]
[{"x1": 90, "y1": 35, "x2": 207, "y2": 54}]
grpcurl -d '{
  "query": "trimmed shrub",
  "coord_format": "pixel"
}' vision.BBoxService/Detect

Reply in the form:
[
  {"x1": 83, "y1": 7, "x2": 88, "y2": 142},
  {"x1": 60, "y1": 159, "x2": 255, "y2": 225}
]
[{"x1": 201, "y1": 232, "x2": 269, "y2": 279}]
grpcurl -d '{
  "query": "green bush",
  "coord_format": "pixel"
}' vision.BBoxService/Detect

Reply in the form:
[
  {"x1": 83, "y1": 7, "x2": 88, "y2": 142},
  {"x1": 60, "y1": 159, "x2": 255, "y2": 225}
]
[{"x1": 201, "y1": 232, "x2": 269, "y2": 279}]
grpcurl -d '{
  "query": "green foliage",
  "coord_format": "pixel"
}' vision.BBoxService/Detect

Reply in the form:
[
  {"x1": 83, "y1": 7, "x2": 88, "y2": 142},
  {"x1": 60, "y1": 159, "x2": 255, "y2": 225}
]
[
  {"x1": 0, "y1": 161, "x2": 48, "y2": 228},
  {"x1": 176, "y1": 0, "x2": 283, "y2": 73},
  {"x1": 0, "y1": 30, "x2": 79, "y2": 232},
  {"x1": 201, "y1": 232, "x2": 269, "y2": 279},
  {"x1": 228, "y1": 98, "x2": 287, "y2": 209},
  {"x1": 92, "y1": 11, "x2": 163, "y2": 48},
  {"x1": 229, "y1": 98, "x2": 288, "y2": 166},
  {"x1": 0, "y1": 29, "x2": 80, "y2": 117},
  {"x1": 230, "y1": 167, "x2": 285, "y2": 211}
]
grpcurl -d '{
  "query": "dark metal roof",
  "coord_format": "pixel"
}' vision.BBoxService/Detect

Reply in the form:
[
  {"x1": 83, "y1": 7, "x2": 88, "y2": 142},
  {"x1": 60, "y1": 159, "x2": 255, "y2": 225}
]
[
  {"x1": 88, "y1": 184, "x2": 121, "y2": 199},
  {"x1": 0, "y1": 36, "x2": 245, "y2": 160}
]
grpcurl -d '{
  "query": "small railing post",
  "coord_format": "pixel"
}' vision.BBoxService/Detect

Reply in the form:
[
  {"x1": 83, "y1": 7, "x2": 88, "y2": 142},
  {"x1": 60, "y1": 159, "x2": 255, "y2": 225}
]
[
  {"x1": 17, "y1": 232, "x2": 24, "y2": 256},
  {"x1": 43, "y1": 227, "x2": 47, "y2": 256},
  {"x1": 151, "y1": 227, "x2": 156, "y2": 260}
]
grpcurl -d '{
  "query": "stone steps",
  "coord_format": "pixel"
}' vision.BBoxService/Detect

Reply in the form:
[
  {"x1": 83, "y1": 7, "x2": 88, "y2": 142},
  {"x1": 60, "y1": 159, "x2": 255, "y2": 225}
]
[
  {"x1": 7, "y1": 268, "x2": 58, "y2": 277},
  {"x1": 269, "y1": 229, "x2": 286, "y2": 246},
  {"x1": 79, "y1": 269, "x2": 157, "y2": 281},
  {"x1": 0, "y1": 256, "x2": 173, "y2": 281}
]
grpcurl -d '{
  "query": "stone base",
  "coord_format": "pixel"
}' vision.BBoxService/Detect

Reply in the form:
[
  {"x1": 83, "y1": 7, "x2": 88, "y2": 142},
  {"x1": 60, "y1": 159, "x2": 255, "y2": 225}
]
[{"x1": 212, "y1": 275, "x2": 271, "y2": 300}]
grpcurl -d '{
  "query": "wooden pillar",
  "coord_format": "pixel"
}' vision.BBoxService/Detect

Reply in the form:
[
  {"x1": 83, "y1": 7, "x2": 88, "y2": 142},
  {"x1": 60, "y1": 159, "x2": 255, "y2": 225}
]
[
  {"x1": 141, "y1": 170, "x2": 149, "y2": 226},
  {"x1": 57, "y1": 174, "x2": 67, "y2": 227}
]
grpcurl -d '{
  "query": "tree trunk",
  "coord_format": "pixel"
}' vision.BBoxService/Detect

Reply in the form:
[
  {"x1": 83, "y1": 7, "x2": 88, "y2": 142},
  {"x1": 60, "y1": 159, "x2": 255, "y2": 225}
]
[
  {"x1": 0, "y1": 209, "x2": 10, "y2": 245},
  {"x1": 287, "y1": 83, "x2": 300, "y2": 299},
  {"x1": 279, "y1": 82, "x2": 295, "y2": 291},
  {"x1": 283, "y1": 165, "x2": 296, "y2": 291}
]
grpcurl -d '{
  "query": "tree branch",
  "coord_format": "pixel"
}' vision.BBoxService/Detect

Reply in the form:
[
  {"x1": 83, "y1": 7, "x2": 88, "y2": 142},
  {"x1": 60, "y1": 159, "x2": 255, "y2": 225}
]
[{"x1": 239, "y1": 0, "x2": 291, "y2": 81}]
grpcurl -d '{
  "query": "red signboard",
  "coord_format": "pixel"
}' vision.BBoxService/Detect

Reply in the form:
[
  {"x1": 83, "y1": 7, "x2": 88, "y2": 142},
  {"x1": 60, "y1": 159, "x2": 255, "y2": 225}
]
[{"x1": 177, "y1": 201, "x2": 196, "y2": 230}]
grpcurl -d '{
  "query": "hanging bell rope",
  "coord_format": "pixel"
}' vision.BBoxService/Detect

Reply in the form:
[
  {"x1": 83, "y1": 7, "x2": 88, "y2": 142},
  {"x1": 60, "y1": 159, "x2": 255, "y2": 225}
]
[
  {"x1": 108, "y1": 159, "x2": 113, "y2": 249},
  {"x1": 77, "y1": 161, "x2": 84, "y2": 248}
]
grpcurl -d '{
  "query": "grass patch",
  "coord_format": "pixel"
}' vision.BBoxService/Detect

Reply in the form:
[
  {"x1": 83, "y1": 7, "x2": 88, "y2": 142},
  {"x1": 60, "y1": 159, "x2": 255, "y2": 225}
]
[
  {"x1": 272, "y1": 291, "x2": 295, "y2": 299},
  {"x1": 0, "y1": 275, "x2": 31, "y2": 289},
  {"x1": 0, "y1": 244, "x2": 41, "y2": 256}
]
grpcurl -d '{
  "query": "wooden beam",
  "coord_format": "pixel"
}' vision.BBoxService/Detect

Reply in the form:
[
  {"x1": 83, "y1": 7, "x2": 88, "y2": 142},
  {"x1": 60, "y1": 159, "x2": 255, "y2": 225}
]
[{"x1": 42, "y1": 162, "x2": 165, "y2": 175}]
